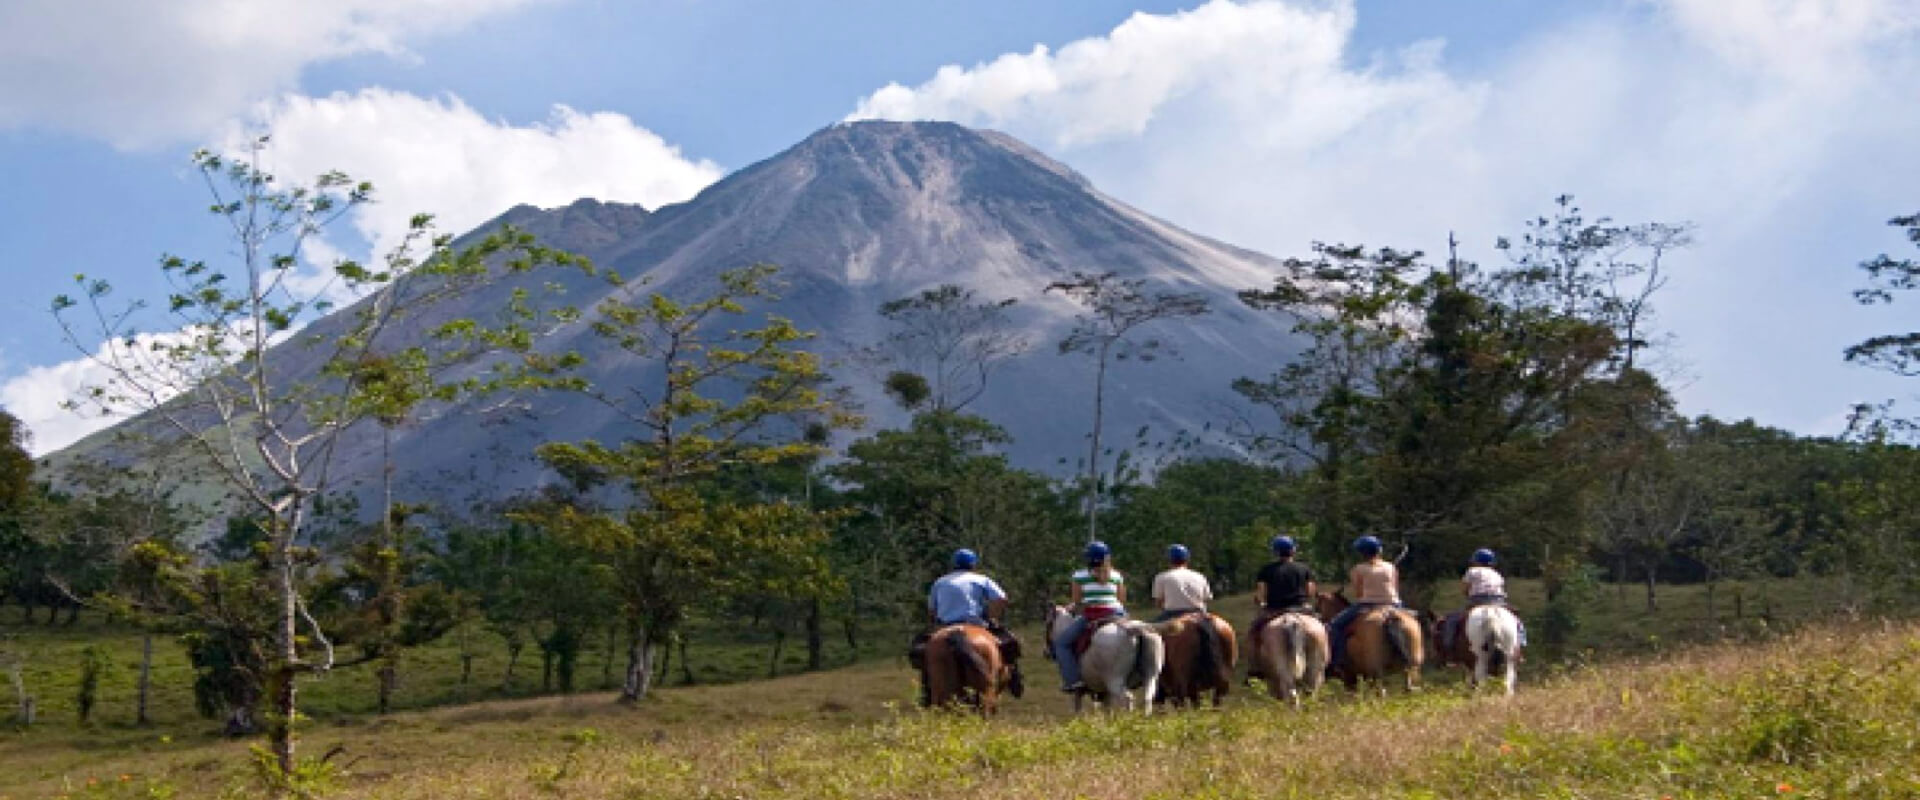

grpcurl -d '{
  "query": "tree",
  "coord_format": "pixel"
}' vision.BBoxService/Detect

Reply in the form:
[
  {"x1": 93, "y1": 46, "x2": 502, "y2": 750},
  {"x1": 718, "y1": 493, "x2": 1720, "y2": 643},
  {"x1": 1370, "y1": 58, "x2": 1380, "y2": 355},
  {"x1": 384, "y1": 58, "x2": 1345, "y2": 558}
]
[
  {"x1": 1235, "y1": 244, "x2": 1429, "y2": 559},
  {"x1": 866, "y1": 284, "x2": 1026, "y2": 413},
  {"x1": 1845, "y1": 211, "x2": 1920, "y2": 436},
  {"x1": 530, "y1": 265, "x2": 855, "y2": 702},
  {"x1": 49, "y1": 142, "x2": 584, "y2": 774},
  {"x1": 1045, "y1": 271, "x2": 1208, "y2": 541}
]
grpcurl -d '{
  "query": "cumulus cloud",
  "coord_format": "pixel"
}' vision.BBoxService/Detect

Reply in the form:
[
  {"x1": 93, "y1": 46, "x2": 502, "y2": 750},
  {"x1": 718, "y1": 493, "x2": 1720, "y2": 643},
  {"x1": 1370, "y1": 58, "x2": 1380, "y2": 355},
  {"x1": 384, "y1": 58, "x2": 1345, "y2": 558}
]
[
  {"x1": 235, "y1": 89, "x2": 723, "y2": 271},
  {"x1": 850, "y1": 0, "x2": 1920, "y2": 433},
  {"x1": 0, "y1": 0, "x2": 549, "y2": 148}
]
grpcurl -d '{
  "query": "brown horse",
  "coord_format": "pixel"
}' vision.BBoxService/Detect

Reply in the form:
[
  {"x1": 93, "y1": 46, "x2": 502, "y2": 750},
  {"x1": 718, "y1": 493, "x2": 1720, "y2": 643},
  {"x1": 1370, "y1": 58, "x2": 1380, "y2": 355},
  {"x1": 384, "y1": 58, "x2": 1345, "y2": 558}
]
[
  {"x1": 1315, "y1": 590, "x2": 1423, "y2": 695},
  {"x1": 1250, "y1": 611, "x2": 1328, "y2": 708},
  {"x1": 923, "y1": 624, "x2": 1009, "y2": 714},
  {"x1": 1150, "y1": 613, "x2": 1237, "y2": 708}
]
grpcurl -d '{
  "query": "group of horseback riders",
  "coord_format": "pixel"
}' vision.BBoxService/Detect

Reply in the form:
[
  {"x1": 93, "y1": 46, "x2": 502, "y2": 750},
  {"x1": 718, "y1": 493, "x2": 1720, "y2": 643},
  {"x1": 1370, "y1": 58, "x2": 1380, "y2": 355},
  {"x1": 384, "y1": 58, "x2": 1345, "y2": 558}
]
[{"x1": 908, "y1": 534, "x2": 1528, "y2": 707}]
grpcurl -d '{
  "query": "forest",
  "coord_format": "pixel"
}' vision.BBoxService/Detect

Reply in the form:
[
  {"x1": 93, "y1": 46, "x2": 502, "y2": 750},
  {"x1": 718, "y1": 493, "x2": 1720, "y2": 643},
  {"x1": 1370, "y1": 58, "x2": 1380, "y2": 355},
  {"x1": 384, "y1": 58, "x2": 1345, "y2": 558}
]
[{"x1": 2, "y1": 152, "x2": 1917, "y2": 788}]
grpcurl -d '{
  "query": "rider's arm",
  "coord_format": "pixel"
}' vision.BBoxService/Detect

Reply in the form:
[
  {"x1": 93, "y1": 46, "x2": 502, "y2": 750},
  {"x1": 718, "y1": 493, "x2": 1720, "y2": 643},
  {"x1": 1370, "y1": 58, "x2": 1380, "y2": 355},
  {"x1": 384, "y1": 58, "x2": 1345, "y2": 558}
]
[
  {"x1": 1349, "y1": 565, "x2": 1367, "y2": 600},
  {"x1": 1069, "y1": 583, "x2": 1085, "y2": 613},
  {"x1": 1305, "y1": 580, "x2": 1318, "y2": 600},
  {"x1": 1116, "y1": 580, "x2": 1127, "y2": 606},
  {"x1": 1253, "y1": 581, "x2": 1268, "y2": 606},
  {"x1": 1152, "y1": 574, "x2": 1167, "y2": 610},
  {"x1": 986, "y1": 597, "x2": 1008, "y2": 622}
]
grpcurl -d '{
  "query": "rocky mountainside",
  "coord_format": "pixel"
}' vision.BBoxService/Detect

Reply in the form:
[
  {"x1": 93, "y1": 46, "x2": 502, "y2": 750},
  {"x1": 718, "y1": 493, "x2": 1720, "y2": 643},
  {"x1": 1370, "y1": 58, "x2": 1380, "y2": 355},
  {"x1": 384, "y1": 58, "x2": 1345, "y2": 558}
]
[{"x1": 60, "y1": 121, "x2": 1305, "y2": 517}]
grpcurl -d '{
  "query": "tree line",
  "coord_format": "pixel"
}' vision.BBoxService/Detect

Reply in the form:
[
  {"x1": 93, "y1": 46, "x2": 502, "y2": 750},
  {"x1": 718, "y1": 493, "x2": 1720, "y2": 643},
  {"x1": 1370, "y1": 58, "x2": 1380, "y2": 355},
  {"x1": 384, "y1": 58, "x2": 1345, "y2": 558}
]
[{"x1": 0, "y1": 147, "x2": 1914, "y2": 783}]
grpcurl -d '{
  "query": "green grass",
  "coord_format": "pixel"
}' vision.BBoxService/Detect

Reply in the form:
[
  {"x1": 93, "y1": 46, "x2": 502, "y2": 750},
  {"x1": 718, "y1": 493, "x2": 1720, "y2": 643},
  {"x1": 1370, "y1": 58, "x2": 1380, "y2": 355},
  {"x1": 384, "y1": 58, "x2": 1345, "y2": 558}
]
[{"x1": 0, "y1": 576, "x2": 1890, "y2": 799}]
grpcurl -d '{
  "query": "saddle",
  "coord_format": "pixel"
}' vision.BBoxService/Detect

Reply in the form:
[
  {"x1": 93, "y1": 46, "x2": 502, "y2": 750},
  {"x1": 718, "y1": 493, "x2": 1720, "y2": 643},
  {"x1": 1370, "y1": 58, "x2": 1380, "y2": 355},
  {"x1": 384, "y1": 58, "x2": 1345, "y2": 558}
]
[
  {"x1": 1072, "y1": 616, "x2": 1124, "y2": 657},
  {"x1": 1250, "y1": 606, "x2": 1317, "y2": 638}
]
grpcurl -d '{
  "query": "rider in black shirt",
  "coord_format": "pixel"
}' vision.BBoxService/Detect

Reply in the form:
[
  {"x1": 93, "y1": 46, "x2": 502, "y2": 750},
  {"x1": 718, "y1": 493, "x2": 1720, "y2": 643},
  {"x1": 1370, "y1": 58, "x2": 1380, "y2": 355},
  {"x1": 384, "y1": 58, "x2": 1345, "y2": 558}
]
[{"x1": 1251, "y1": 535, "x2": 1317, "y2": 640}]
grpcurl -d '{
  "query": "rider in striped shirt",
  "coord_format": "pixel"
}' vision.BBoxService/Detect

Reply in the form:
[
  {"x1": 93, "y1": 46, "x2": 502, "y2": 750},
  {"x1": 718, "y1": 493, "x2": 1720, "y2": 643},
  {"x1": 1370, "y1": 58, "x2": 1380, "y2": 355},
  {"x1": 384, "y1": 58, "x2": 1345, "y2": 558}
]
[{"x1": 1051, "y1": 540, "x2": 1127, "y2": 692}]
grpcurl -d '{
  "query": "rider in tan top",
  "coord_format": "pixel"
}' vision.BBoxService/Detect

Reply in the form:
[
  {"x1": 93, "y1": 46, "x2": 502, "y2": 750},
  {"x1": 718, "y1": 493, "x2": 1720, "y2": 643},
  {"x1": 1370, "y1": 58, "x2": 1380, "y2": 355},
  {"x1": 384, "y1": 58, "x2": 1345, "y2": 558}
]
[{"x1": 1326, "y1": 535, "x2": 1401, "y2": 671}]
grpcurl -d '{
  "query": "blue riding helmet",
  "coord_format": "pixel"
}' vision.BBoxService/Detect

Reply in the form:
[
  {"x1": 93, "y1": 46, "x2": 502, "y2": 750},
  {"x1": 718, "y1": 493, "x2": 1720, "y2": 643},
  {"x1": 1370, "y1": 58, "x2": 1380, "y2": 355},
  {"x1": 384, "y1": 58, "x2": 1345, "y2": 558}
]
[
  {"x1": 1168, "y1": 544, "x2": 1191, "y2": 563},
  {"x1": 1270, "y1": 535, "x2": 1297, "y2": 556},
  {"x1": 953, "y1": 548, "x2": 979, "y2": 569},
  {"x1": 1353, "y1": 535, "x2": 1383, "y2": 556},
  {"x1": 1471, "y1": 548, "x2": 1496, "y2": 566},
  {"x1": 1083, "y1": 540, "x2": 1112, "y2": 564}
]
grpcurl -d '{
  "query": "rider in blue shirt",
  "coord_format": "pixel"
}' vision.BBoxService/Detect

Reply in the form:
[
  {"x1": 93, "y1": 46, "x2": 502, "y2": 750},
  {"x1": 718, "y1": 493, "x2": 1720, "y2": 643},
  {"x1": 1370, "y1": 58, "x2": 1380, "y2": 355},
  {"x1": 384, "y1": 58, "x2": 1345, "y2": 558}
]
[{"x1": 910, "y1": 549, "x2": 1024, "y2": 704}]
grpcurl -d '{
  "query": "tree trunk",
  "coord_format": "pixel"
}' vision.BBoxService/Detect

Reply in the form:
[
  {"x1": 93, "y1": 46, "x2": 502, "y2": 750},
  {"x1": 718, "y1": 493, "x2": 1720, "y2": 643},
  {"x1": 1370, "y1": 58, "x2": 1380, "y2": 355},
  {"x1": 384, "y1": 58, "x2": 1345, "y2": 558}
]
[
  {"x1": 1085, "y1": 343, "x2": 1111, "y2": 542},
  {"x1": 656, "y1": 634, "x2": 673, "y2": 688},
  {"x1": 62, "y1": 604, "x2": 79, "y2": 626},
  {"x1": 377, "y1": 661, "x2": 397, "y2": 715},
  {"x1": 767, "y1": 630, "x2": 786, "y2": 679},
  {"x1": 805, "y1": 598, "x2": 824, "y2": 672},
  {"x1": 7, "y1": 663, "x2": 31, "y2": 728},
  {"x1": 620, "y1": 618, "x2": 654, "y2": 703},
  {"x1": 503, "y1": 643, "x2": 522, "y2": 690},
  {"x1": 541, "y1": 649, "x2": 554, "y2": 692},
  {"x1": 602, "y1": 623, "x2": 617, "y2": 690},
  {"x1": 678, "y1": 636, "x2": 694, "y2": 686},
  {"x1": 136, "y1": 633, "x2": 152, "y2": 726},
  {"x1": 1704, "y1": 572, "x2": 1717, "y2": 623},
  {"x1": 270, "y1": 508, "x2": 302, "y2": 776},
  {"x1": 1643, "y1": 563, "x2": 1658, "y2": 613},
  {"x1": 460, "y1": 653, "x2": 474, "y2": 687}
]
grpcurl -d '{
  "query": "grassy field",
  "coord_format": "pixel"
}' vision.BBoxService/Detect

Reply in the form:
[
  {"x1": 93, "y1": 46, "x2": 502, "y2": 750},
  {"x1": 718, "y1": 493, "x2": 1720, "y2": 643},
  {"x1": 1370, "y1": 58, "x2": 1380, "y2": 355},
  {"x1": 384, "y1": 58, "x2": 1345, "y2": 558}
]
[{"x1": 0, "y1": 577, "x2": 1903, "y2": 798}]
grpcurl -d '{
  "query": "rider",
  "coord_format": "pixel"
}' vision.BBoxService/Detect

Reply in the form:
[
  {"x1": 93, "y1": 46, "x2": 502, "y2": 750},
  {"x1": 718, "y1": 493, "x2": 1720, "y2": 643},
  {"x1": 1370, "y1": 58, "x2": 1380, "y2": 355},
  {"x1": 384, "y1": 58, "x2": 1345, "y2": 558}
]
[
  {"x1": 1250, "y1": 535, "x2": 1316, "y2": 639},
  {"x1": 909, "y1": 549, "x2": 1021, "y2": 705},
  {"x1": 1446, "y1": 548, "x2": 1527, "y2": 651},
  {"x1": 1052, "y1": 540, "x2": 1126, "y2": 692},
  {"x1": 1150, "y1": 544, "x2": 1214, "y2": 622},
  {"x1": 1325, "y1": 535, "x2": 1401, "y2": 673}
]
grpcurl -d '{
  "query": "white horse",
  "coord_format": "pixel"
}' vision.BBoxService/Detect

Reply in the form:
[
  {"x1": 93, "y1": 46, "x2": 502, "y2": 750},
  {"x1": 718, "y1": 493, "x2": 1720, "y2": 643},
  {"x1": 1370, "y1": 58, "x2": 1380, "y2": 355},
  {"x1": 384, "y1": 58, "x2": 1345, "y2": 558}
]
[
  {"x1": 1045, "y1": 606, "x2": 1165, "y2": 714},
  {"x1": 1464, "y1": 605, "x2": 1522, "y2": 695},
  {"x1": 1253, "y1": 612, "x2": 1328, "y2": 708}
]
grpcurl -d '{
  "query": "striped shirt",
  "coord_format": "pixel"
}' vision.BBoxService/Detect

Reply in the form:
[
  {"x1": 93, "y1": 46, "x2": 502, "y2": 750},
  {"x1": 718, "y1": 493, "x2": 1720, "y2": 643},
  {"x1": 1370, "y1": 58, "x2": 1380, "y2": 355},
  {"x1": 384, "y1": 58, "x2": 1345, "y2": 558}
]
[{"x1": 1073, "y1": 569, "x2": 1126, "y2": 618}]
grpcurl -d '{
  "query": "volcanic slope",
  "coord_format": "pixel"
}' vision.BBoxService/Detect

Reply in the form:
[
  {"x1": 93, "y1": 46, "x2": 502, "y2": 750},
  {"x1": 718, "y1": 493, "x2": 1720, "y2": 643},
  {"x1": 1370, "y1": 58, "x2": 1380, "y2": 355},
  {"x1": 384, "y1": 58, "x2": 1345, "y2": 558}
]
[{"x1": 60, "y1": 121, "x2": 1305, "y2": 513}]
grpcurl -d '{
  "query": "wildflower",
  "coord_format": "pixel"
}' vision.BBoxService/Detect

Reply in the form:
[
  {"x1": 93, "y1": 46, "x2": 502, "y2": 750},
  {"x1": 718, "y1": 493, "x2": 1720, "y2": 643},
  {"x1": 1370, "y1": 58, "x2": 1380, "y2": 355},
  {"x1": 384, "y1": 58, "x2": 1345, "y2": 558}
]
[
  {"x1": 119, "y1": 774, "x2": 132, "y2": 782},
  {"x1": 1498, "y1": 742, "x2": 1514, "y2": 755},
  {"x1": 1776, "y1": 783, "x2": 1794, "y2": 794}
]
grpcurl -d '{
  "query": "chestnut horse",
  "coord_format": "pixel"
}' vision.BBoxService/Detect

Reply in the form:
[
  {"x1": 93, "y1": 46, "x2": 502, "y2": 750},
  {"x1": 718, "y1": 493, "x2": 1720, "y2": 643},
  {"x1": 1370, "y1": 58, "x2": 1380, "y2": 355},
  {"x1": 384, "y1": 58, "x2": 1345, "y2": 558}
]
[
  {"x1": 1315, "y1": 590, "x2": 1423, "y2": 695},
  {"x1": 923, "y1": 624, "x2": 1009, "y2": 714},
  {"x1": 1150, "y1": 613, "x2": 1237, "y2": 708},
  {"x1": 1250, "y1": 611, "x2": 1328, "y2": 708}
]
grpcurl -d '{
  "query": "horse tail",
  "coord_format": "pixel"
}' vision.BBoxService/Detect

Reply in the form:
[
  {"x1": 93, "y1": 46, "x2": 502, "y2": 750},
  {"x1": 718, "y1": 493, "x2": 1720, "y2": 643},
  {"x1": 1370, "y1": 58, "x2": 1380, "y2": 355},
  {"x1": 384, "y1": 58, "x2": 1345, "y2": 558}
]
[
  {"x1": 949, "y1": 629, "x2": 989, "y2": 691},
  {"x1": 1130, "y1": 626, "x2": 1166, "y2": 691},
  {"x1": 1285, "y1": 618, "x2": 1306, "y2": 681},
  {"x1": 1192, "y1": 616, "x2": 1221, "y2": 688},
  {"x1": 1490, "y1": 608, "x2": 1520, "y2": 674},
  {"x1": 1383, "y1": 610, "x2": 1416, "y2": 668}
]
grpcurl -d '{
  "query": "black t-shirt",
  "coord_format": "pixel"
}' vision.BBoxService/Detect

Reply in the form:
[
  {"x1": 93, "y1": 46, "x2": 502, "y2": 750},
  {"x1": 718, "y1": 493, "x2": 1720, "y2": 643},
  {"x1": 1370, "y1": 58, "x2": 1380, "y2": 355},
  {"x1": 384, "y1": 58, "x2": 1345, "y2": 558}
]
[{"x1": 1256, "y1": 560, "x2": 1314, "y2": 610}]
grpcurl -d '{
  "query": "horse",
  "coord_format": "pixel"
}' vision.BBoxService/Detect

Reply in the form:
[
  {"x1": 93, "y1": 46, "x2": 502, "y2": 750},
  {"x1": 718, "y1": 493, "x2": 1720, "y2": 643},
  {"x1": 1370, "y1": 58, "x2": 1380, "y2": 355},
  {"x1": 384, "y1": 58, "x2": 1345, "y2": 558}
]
[
  {"x1": 1315, "y1": 590, "x2": 1423, "y2": 695},
  {"x1": 922, "y1": 623, "x2": 1010, "y2": 714},
  {"x1": 1249, "y1": 611, "x2": 1328, "y2": 708},
  {"x1": 1150, "y1": 612, "x2": 1237, "y2": 708},
  {"x1": 1462, "y1": 605, "x2": 1521, "y2": 695},
  {"x1": 1044, "y1": 605, "x2": 1165, "y2": 714}
]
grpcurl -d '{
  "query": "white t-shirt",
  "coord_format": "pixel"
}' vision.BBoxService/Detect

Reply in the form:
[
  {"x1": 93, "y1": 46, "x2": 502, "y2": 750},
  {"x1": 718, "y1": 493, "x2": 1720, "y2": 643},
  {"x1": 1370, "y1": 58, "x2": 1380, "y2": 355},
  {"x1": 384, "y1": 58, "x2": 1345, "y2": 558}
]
[
  {"x1": 1463, "y1": 565, "x2": 1506, "y2": 597},
  {"x1": 1152, "y1": 566, "x2": 1213, "y2": 612}
]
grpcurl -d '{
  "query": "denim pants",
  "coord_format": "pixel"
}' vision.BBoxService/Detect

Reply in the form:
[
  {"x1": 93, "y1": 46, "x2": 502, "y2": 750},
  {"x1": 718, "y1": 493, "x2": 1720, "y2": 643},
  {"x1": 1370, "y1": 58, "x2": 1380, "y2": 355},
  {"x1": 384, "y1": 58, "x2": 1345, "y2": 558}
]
[
  {"x1": 1327, "y1": 603, "x2": 1396, "y2": 666},
  {"x1": 1052, "y1": 611, "x2": 1125, "y2": 687}
]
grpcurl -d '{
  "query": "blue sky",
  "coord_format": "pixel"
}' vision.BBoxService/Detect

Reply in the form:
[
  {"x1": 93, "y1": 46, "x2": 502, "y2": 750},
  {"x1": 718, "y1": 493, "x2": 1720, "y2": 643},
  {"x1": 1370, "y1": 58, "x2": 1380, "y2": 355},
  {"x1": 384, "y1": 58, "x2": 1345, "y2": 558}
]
[{"x1": 1, "y1": 0, "x2": 1916, "y2": 452}]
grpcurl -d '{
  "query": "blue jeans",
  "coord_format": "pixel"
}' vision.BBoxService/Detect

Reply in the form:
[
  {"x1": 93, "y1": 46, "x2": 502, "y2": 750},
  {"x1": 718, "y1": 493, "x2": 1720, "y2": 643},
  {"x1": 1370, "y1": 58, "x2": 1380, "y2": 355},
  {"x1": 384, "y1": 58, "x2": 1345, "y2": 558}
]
[
  {"x1": 1327, "y1": 603, "x2": 1397, "y2": 667},
  {"x1": 1052, "y1": 611, "x2": 1126, "y2": 688}
]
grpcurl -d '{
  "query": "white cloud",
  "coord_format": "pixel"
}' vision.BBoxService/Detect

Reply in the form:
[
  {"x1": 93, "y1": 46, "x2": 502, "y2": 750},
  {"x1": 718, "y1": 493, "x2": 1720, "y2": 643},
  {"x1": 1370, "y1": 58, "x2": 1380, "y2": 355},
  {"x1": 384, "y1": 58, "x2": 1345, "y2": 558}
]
[
  {"x1": 0, "y1": 0, "x2": 551, "y2": 148},
  {"x1": 850, "y1": 0, "x2": 1920, "y2": 433},
  {"x1": 234, "y1": 89, "x2": 724, "y2": 272}
]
